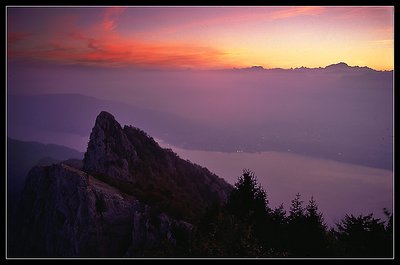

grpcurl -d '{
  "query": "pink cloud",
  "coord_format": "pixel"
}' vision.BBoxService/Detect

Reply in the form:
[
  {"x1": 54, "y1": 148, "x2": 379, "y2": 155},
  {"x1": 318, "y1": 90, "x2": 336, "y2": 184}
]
[
  {"x1": 102, "y1": 7, "x2": 126, "y2": 31},
  {"x1": 271, "y1": 6, "x2": 325, "y2": 19},
  {"x1": 8, "y1": 20, "x2": 232, "y2": 69},
  {"x1": 6, "y1": 7, "x2": 238, "y2": 69},
  {"x1": 8, "y1": 7, "x2": 325, "y2": 69},
  {"x1": 7, "y1": 32, "x2": 31, "y2": 44},
  {"x1": 338, "y1": 6, "x2": 393, "y2": 18},
  {"x1": 331, "y1": 6, "x2": 393, "y2": 27},
  {"x1": 145, "y1": 7, "x2": 326, "y2": 36}
]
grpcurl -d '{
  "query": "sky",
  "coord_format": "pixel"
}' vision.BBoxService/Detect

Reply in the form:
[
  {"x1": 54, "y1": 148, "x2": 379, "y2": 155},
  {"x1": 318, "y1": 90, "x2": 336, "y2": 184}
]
[
  {"x1": 6, "y1": 6, "x2": 394, "y2": 226},
  {"x1": 7, "y1": 6, "x2": 394, "y2": 70}
]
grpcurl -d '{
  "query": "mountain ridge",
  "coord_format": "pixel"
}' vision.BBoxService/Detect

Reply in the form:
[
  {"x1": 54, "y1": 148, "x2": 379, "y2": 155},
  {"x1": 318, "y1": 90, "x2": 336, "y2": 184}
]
[
  {"x1": 233, "y1": 62, "x2": 392, "y2": 72},
  {"x1": 9, "y1": 111, "x2": 233, "y2": 257},
  {"x1": 82, "y1": 111, "x2": 232, "y2": 221}
]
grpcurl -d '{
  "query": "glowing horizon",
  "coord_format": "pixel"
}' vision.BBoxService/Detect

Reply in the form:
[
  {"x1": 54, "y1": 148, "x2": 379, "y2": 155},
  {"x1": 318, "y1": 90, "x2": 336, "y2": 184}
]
[{"x1": 7, "y1": 6, "x2": 394, "y2": 71}]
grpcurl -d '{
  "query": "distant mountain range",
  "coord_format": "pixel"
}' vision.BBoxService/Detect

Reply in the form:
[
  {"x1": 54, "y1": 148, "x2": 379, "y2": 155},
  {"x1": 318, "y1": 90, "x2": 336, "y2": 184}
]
[
  {"x1": 7, "y1": 61, "x2": 393, "y2": 170},
  {"x1": 233, "y1": 62, "x2": 392, "y2": 73}
]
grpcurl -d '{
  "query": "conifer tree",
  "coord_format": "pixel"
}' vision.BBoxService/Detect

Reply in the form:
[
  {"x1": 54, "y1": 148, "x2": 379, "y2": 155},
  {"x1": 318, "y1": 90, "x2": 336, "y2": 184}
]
[
  {"x1": 335, "y1": 213, "x2": 390, "y2": 257},
  {"x1": 289, "y1": 193, "x2": 304, "y2": 220},
  {"x1": 304, "y1": 196, "x2": 328, "y2": 256},
  {"x1": 287, "y1": 193, "x2": 307, "y2": 256},
  {"x1": 227, "y1": 169, "x2": 269, "y2": 220}
]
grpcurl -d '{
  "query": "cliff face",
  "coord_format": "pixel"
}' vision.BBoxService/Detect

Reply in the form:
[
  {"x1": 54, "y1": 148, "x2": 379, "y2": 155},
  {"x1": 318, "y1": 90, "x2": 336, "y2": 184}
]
[
  {"x1": 7, "y1": 137, "x2": 84, "y2": 216},
  {"x1": 10, "y1": 163, "x2": 192, "y2": 257},
  {"x1": 83, "y1": 111, "x2": 138, "y2": 182},
  {"x1": 9, "y1": 111, "x2": 232, "y2": 257}
]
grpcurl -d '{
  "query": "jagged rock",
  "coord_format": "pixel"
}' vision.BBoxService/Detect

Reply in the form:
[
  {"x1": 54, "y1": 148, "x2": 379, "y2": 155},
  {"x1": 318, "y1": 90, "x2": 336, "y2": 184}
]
[
  {"x1": 9, "y1": 163, "x2": 192, "y2": 257},
  {"x1": 9, "y1": 111, "x2": 232, "y2": 257},
  {"x1": 83, "y1": 111, "x2": 232, "y2": 222},
  {"x1": 126, "y1": 206, "x2": 193, "y2": 257},
  {"x1": 83, "y1": 111, "x2": 138, "y2": 182},
  {"x1": 9, "y1": 163, "x2": 134, "y2": 256}
]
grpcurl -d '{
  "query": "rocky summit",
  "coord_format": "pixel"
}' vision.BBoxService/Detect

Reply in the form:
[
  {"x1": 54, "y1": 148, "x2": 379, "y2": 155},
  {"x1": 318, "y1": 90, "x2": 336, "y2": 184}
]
[
  {"x1": 9, "y1": 111, "x2": 232, "y2": 257},
  {"x1": 83, "y1": 111, "x2": 138, "y2": 182}
]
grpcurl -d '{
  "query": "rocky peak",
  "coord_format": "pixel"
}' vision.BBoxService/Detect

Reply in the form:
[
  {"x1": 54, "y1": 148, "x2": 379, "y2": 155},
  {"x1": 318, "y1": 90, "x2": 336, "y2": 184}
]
[
  {"x1": 83, "y1": 111, "x2": 138, "y2": 182},
  {"x1": 10, "y1": 110, "x2": 233, "y2": 257},
  {"x1": 95, "y1": 111, "x2": 120, "y2": 127},
  {"x1": 82, "y1": 111, "x2": 232, "y2": 222}
]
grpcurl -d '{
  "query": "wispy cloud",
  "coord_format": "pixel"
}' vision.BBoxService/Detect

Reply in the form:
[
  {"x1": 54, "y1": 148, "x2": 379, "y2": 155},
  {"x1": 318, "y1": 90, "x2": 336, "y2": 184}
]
[
  {"x1": 271, "y1": 6, "x2": 325, "y2": 19},
  {"x1": 102, "y1": 7, "x2": 126, "y2": 31},
  {"x1": 6, "y1": 6, "x2": 393, "y2": 70},
  {"x1": 149, "y1": 6, "x2": 326, "y2": 36},
  {"x1": 9, "y1": 39, "x2": 231, "y2": 68},
  {"x1": 7, "y1": 31, "x2": 31, "y2": 44},
  {"x1": 335, "y1": 6, "x2": 393, "y2": 19},
  {"x1": 7, "y1": 8, "x2": 233, "y2": 69}
]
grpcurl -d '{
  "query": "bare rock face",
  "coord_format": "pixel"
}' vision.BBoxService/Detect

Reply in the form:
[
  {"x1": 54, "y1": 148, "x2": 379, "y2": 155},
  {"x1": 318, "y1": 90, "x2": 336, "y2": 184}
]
[
  {"x1": 9, "y1": 164, "x2": 192, "y2": 257},
  {"x1": 10, "y1": 163, "x2": 134, "y2": 256},
  {"x1": 83, "y1": 111, "x2": 138, "y2": 182},
  {"x1": 127, "y1": 206, "x2": 193, "y2": 256}
]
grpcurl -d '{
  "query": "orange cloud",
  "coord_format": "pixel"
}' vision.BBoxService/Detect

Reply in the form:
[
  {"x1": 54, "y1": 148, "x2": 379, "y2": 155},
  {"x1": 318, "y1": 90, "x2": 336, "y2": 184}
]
[
  {"x1": 9, "y1": 7, "x2": 391, "y2": 70},
  {"x1": 8, "y1": 26, "x2": 232, "y2": 69},
  {"x1": 8, "y1": 7, "x2": 234, "y2": 69}
]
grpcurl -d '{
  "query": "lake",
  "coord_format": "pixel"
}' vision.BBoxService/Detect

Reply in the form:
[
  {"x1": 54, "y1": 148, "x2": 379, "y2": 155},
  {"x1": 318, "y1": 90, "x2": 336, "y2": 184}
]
[{"x1": 157, "y1": 139, "x2": 393, "y2": 227}]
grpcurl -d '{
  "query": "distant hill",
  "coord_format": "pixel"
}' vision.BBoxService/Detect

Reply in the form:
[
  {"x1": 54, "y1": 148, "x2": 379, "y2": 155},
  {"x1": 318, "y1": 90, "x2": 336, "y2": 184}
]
[
  {"x1": 7, "y1": 93, "x2": 201, "y2": 151},
  {"x1": 7, "y1": 64, "x2": 393, "y2": 171},
  {"x1": 7, "y1": 137, "x2": 84, "y2": 212}
]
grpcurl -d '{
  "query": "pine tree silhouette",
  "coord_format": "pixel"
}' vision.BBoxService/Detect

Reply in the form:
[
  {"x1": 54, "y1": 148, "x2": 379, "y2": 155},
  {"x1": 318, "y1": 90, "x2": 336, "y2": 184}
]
[
  {"x1": 226, "y1": 169, "x2": 269, "y2": 220},
  {"x1": 335, "y1": 213, "x2": 391, "y2": 257},
  {"x1": 304, "y1": 196, "x2": 328, "y2": 256},
  {"x1": 287, "y1": 193, "x2": 307, "y2": 256},
  {"x1": 192, "y1": 170, "x2": 392, "y2": 258}
]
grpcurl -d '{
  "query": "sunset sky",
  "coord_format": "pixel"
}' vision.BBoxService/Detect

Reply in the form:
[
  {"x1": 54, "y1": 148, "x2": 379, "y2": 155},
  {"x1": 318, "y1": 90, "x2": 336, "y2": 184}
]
[
  {"x1": 7, "y1": 6, "x2": 394, "y2": 227},
  {"x1": 7, "y1": 6, "x2": 394, "y2": 70}
]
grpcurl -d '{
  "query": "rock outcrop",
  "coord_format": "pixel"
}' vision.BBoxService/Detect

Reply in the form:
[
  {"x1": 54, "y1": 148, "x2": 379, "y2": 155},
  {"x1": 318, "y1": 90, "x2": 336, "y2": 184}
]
[
  {"x1": 82, "y1": 111, "x2": 232, "y2": 222},
  {"x1": 83, "y1": 111, "x2": 138, "y2": 182},
  {"x1": 9, "y1": 111, "x2": 232, "y2": 257},
  {"x1": 9, "y1": 163, "x2": 192, "y2": 257}
]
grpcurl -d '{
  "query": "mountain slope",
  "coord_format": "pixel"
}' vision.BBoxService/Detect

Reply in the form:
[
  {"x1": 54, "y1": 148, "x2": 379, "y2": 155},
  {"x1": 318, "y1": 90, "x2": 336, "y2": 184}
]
[
  {"x1": 9, "y1": 111, "x2": 232, "y2": 257},
  {"x1": 82, "y1": 111, "x2": 232, "y2": 222},
  {"x1": 7, "y1": 137, "x2": 84, "y2": 212}
]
